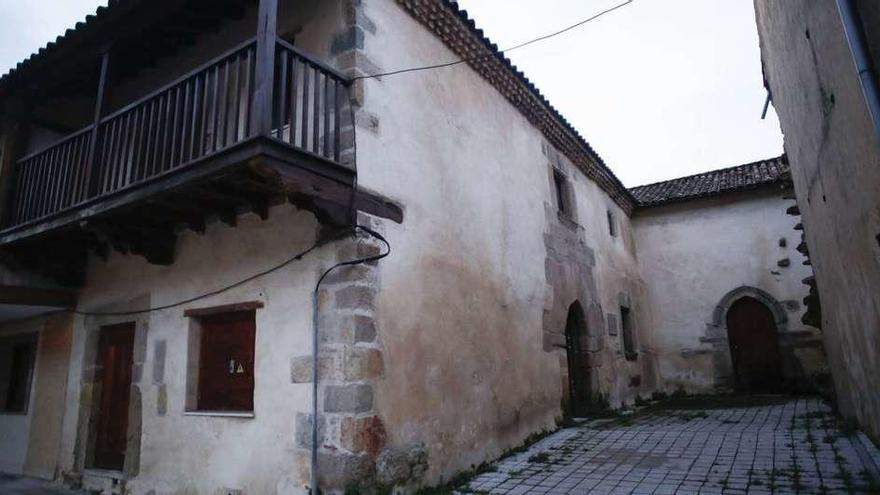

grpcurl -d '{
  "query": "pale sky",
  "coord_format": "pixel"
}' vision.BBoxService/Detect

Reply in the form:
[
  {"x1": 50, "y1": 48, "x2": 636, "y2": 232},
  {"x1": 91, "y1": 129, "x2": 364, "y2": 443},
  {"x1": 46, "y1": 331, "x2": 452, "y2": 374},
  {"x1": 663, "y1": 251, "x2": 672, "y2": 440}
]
[{"x1": 0, "y1": 0, "x2": 783, "y2": 186}]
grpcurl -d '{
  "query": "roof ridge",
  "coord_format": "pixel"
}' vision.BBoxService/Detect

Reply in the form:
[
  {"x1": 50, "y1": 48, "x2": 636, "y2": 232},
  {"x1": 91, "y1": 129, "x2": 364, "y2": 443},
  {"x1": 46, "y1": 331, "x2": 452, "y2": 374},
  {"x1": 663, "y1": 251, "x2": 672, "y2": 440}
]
[
  {"x1": 628, "y1": 155, "x2": 788, "y2": 208},
  {"x1": 629, "y1": 154, "x2": 786, "y2": 191}
]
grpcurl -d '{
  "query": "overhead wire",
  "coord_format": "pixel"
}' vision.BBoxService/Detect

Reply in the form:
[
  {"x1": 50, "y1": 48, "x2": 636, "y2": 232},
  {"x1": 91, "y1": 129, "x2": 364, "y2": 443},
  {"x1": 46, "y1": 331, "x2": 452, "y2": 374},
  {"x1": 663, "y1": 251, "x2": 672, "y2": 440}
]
[{"x1": 352, "y1": 0, "x2": 634, "y2": 81}]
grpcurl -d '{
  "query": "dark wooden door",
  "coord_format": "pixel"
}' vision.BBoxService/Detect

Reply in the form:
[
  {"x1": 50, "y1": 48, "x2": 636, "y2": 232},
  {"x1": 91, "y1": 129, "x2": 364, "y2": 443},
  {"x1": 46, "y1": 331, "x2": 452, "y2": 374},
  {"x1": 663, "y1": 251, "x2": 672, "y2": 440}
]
[
  {"x1": 726, "y1": 297, "x2": 783, "y2": 393},
  {"x1": 564, "y1": 303, "x2": 591, "y2": 416},
  {"x1": 93, "y1": 322, "x2": 135, "y2": 470}
]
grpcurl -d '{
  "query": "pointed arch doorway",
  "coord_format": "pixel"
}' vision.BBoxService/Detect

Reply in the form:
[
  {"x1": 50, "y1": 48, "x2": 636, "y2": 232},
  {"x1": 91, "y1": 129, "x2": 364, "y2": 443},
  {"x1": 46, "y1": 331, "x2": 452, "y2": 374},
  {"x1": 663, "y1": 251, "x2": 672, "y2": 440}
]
[
  {"x1": 726, "y1": 296, "x2": 784, "y2": 392},
  {"x1": 564, "y1": 302, "x2": 591, "y2": 416}
]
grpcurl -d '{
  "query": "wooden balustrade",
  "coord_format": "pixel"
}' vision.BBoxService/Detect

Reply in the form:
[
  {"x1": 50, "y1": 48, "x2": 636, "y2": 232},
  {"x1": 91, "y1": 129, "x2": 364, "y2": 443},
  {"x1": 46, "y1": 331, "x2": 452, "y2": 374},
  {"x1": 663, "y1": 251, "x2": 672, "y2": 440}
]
[
  {"x1": 5, "y1": 38, "x2": 351, "y2": 229},
  {"x1": 92, "y1": 41, "x2": 257, "y2": 198},
  {"x1": 273, "y1": 40, "x2": 349, "y2": 163},
  {"x1": 11, "y1": 127, "x2": 93, "y2": 226}
]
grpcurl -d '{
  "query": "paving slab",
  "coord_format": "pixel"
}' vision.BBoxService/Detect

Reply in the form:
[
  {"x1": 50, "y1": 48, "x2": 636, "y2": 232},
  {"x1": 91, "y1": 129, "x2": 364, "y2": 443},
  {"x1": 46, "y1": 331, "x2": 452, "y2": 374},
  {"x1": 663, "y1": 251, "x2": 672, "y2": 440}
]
[{"x1": 458, "y1": 398, "x2": 880, "y2": 494}]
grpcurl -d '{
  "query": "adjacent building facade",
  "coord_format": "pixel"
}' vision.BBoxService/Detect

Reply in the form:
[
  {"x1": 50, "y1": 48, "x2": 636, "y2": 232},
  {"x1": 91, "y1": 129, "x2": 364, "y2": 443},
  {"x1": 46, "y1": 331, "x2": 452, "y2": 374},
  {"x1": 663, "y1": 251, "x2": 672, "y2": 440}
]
[
  {"x1": 0, "y1": 0, "x2": 836, "y2": 493},
  {"x1": 754, "y1": 0, "x2": 880, "y2": 442},
  {"x1": 632, "y1": 157, "x2": 827, "y2": 395}
]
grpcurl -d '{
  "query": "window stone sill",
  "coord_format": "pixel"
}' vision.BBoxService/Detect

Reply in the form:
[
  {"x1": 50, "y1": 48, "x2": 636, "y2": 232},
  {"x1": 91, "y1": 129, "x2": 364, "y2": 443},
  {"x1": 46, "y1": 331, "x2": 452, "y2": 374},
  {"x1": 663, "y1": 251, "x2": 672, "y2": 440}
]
[{"x1": 184, "y1": 410, "x2": 255, "y2": 418}]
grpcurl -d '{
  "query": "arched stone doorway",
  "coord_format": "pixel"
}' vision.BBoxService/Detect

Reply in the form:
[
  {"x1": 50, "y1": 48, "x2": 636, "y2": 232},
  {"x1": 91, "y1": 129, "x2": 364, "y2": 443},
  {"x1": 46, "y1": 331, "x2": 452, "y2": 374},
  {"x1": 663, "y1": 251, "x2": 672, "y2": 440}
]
[
  {"x1": 726, "y1": 297, "x2": 784, "y2": 392},
  {"x1": 709, "y1": 286, "x2": 788, "y2": 391},
  {"x1": 564, "y1": 301, "x2": 591, "y2": 416}
]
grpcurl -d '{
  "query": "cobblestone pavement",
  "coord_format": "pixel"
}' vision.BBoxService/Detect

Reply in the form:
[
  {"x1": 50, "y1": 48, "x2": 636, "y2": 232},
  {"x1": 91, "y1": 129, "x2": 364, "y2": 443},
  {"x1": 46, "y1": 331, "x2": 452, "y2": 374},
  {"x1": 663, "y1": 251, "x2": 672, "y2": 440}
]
[{"x1": 460, "y1": 398, "x2": 880, "y2": 494}]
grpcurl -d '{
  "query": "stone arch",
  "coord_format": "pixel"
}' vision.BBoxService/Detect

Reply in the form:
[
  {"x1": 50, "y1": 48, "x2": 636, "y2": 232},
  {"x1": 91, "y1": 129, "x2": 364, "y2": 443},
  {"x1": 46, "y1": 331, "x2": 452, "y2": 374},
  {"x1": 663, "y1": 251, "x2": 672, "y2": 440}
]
[
  {"x1": 713, "y1": 286, "x2": 788, "y2": 332},
  {"x1": 704, "y1": 286, "x2": 788, "y2": 389},
  {"x1": 564, "y1": 300, "x2": 591, "y2": 416}
]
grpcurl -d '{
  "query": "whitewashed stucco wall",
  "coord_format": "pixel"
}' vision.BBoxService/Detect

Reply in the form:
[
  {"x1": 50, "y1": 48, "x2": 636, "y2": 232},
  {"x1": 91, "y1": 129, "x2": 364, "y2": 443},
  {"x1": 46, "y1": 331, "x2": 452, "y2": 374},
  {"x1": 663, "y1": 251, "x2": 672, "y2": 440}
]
[
  {"x1": 57, "y1": 205, "x2": 327, "y2": 495},
  {"x1": 355, "y1": 0, "x2": 651, "y2": 485},
  {"x1": 633, "y1": 190, "x2": 824, "y2": 392}
]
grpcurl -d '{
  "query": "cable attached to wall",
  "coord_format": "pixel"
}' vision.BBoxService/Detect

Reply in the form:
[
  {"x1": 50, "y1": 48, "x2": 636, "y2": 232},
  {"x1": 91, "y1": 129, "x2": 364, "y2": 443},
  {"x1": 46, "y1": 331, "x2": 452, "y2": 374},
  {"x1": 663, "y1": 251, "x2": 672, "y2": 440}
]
[
  {"x1": 351, "y1": 0, "x2": 633, "y2": 81},
  {"x1": 309, "y1": 224, "x2": 389, "y2": 495}
]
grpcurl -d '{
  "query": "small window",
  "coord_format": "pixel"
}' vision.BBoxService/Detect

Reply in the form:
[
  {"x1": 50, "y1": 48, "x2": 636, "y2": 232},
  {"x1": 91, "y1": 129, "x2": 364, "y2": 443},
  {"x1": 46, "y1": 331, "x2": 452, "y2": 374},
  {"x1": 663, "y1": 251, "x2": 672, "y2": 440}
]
[
  {"x1": 191, "y1": 310, "x2": 256, "y2": 412},
  {"x1": 1, "y1": 335, "x2": 37, "y2": 413},
  {"x1": 620, "y1": 306, "x2": 637, "y2": 361},
  {"x1": 553, "y1": 169, "x2": 569, "y2": 215},
  {"x1": 607, "y1": 210, "x2": 617, "y2": 237}
]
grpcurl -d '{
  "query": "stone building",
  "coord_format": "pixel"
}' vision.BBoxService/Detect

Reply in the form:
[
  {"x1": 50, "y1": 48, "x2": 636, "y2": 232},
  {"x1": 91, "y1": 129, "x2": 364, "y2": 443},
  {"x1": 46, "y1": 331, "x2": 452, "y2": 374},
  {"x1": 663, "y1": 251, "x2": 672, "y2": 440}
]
[
  {"x1": 754, "y1": 1, "x2": 880, "y2": 441},
  {"x1": 631, "y1": 157, "x2": 827, "y2": 395},
  {"x1": 0, "y1": 0, "x2": 828, "y2": 493}
]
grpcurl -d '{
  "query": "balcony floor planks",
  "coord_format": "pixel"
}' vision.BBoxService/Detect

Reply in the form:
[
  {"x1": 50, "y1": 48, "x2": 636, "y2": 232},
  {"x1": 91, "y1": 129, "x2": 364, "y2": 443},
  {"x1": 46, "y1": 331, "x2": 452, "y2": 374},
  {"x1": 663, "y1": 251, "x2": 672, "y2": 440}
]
[
  {"x1": 0, "y1": 137, "x2": 356, "y2": 286},
  {"x1": 0, "y1": 136, "x2": 355, "y2": 246}
]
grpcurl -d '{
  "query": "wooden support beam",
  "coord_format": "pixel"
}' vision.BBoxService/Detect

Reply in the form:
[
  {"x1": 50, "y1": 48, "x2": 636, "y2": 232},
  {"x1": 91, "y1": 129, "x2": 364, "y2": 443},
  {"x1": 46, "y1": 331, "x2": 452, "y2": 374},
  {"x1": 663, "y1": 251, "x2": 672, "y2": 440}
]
[
  {"x1": 251, "y1": 0, "x2": 278, "y2": 136},
  {"x1": 0, "y1": 114, "x2": 28, "y2": 227},
  {"x1": 209, "y1": 180, "x2": 272, "y2": 220},
  {"x1": 80, "y1": 218, "x2": 176, "y2": 266},
  {"x1": 144, "y1": 199, "x2": 206, "y2": 234},
  {"x1": 354, "y1": 190, "x2": 404, "y2": 224},
  {"x1": 0, "y1": 285, "x2": 77, "y2": 308},
  {"x1": 85, "y1": 50, "x2": 111, "y2": 198}
]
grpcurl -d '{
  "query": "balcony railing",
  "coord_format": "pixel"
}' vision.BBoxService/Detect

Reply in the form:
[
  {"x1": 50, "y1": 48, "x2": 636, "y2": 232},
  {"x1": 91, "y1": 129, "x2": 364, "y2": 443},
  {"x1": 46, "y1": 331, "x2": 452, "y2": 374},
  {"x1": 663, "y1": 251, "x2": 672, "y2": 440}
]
[{"x1": 6, "y1": 38, "x2": 350, "y2": 229}]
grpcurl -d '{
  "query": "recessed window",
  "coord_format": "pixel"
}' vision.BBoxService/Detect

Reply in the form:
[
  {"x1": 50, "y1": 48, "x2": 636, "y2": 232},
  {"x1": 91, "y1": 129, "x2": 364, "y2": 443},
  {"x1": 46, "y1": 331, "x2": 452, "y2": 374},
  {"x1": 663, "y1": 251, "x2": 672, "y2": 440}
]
[
  {"x1": 607, "y1": 210, "x2": 618, "y2": 237},
  {"x1": 188, "y1": 310, "x2": 256, "y2": 413},
  {"x1": 1, "y1": 334, "x2": 37, "y2": 413},
  {"x1": 553, "y1": 169, "x2": 570, "y2": 215},
  {"x1": 620, "y1": 306, "x2": 637, "y2": 361}
]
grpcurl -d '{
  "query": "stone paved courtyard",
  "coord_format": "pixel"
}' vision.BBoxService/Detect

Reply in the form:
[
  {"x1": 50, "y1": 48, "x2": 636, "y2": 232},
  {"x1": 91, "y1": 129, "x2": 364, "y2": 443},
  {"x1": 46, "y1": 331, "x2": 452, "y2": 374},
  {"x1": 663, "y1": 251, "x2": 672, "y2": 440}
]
[{"x1": 459, "y1": 398, "x2": 880, "y2": 494}]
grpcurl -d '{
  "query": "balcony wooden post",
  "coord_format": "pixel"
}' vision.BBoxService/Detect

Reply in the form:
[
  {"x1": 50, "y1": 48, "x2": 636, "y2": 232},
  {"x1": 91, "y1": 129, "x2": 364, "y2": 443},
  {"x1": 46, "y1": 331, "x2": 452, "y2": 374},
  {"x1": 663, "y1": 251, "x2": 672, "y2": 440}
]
[
  {"x1": 0, "y1": 109, "x2": 28, "y2": 227},
  {"x1": 84, "y1": 49, "x2": 111, "y2": 197},
  {"x1": 250, "y1": 0, "x2": 277, "y2": 137}
]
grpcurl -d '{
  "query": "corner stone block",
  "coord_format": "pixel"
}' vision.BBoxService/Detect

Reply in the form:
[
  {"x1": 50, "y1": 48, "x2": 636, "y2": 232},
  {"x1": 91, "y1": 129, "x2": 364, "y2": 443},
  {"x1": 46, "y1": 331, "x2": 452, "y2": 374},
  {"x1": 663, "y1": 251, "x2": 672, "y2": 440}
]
[
  {"x1": 354, "y1": 315, "x2": 377, "y2": 343},
  {"x1": 324, "y1": 384, "x2": 373, "y2": 413},
  {"x1": 295, "y1": 413, "x2": 326, "y2": 449},
  {"x1": 344, "y1": 348, "x2": 384, "y2": 381},
  {"x1": 318, "y1": 451, "x2": 374, "y2": 490},
  {"x1": 322, "y1": 264, "x2": 373, "y2": 286},
  {"x1": 338, "y1": 239, "x2": 382, "y2": 262},
  {"x1": 335, "y1": 285, "x2": 377, "y2": 311},
  {"x1": 341, "y1": 416, "x2": 387, "y2": 456},
  {"x1": 291, "y1": 353, "x2": 338, "y2": 383},
  {"x1": 331, "y1": 26, "x2": 365, "y2": 55}
]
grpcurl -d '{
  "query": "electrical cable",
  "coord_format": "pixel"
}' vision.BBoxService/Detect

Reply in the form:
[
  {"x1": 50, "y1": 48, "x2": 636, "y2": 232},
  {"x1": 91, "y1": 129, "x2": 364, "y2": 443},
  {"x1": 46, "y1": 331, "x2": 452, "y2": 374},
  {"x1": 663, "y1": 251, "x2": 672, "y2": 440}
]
[
  {"x1": 72, "y1": 240, "x2": 323, "y2": 317},
  {"x1": 72, "y1": 104, "x2": 380, "y2": 319},
  {"x1": 352, "y1": 0, "x2": 633, "y2": 81}
]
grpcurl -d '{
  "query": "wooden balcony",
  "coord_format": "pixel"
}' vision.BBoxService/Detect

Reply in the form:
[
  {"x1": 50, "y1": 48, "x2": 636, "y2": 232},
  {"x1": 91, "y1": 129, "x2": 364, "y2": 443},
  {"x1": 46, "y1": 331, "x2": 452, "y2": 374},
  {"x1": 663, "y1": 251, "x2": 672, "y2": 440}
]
[{"x1": 0, "y1": 38, "x2": 358, "y2": 285}]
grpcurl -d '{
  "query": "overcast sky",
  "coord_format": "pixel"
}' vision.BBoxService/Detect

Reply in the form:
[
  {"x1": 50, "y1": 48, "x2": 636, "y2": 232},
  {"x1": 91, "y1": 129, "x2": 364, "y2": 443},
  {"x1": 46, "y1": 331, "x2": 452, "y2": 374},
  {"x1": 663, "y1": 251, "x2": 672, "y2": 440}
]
[{"x1": 0, "y1": 0, "x2": 783, "y2": 186}]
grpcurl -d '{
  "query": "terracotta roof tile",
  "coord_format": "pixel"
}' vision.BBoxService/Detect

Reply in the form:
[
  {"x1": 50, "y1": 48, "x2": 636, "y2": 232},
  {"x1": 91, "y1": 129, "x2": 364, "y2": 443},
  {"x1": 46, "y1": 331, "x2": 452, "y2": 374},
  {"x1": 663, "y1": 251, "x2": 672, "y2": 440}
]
[{"x1": 629, "y1": 155, "x2": 789, "y2": 207}]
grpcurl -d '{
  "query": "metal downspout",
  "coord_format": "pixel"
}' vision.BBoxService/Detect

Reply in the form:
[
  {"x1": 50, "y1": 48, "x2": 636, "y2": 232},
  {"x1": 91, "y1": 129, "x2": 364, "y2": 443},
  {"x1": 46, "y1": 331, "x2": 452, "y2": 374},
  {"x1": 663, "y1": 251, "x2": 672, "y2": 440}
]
[{"x1": 837, "y1": 0, "x2": 880, "y2": 143}]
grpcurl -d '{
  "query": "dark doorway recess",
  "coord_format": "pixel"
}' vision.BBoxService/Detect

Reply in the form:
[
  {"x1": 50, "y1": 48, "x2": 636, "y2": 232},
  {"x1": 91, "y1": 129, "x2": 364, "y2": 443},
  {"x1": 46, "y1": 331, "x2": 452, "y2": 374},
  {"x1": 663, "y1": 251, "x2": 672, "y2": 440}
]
[
  {"x1": 564, "y1": 302, "x2": 591, "y2": 417},
  {"x1": 726, "y1": 297, "x2": 784, "y2": 393},
  {"x1": 93, "y1": 322, "x2": 136, "y2": 471}
]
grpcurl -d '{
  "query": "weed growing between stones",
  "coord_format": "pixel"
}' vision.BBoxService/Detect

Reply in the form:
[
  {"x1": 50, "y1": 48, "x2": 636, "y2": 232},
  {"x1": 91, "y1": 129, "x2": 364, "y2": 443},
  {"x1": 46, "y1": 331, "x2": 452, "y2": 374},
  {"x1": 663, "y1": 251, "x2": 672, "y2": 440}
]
[{"x1": 527, "y1": 452, "x2": 550, "y2": 464}]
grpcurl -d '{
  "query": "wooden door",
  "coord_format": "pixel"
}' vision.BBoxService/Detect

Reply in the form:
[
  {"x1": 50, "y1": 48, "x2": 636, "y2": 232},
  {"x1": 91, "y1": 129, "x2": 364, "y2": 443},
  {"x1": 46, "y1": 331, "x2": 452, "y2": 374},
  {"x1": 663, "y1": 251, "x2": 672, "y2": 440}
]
[
  {"x1": 726, "y1": 297, "x2": 783, "y2": 392},
  {"x1": 93, "y1": 322, "x2": 135, "y2": 470},
  {"x1": 564, "y1": 303, "x2": 591, "y2": 416}
]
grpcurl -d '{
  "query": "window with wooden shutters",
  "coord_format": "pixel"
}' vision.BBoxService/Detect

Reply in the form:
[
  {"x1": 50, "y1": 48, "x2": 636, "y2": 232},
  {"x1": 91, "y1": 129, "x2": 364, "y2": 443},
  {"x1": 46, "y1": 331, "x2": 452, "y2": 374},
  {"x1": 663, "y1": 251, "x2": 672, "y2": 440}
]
[
  {"x1": 0, "y1": 334, "x2": 37, "y2": 414},
  {"x1": 193, "y1": 310, "x2": 256, "y2": 412}
]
